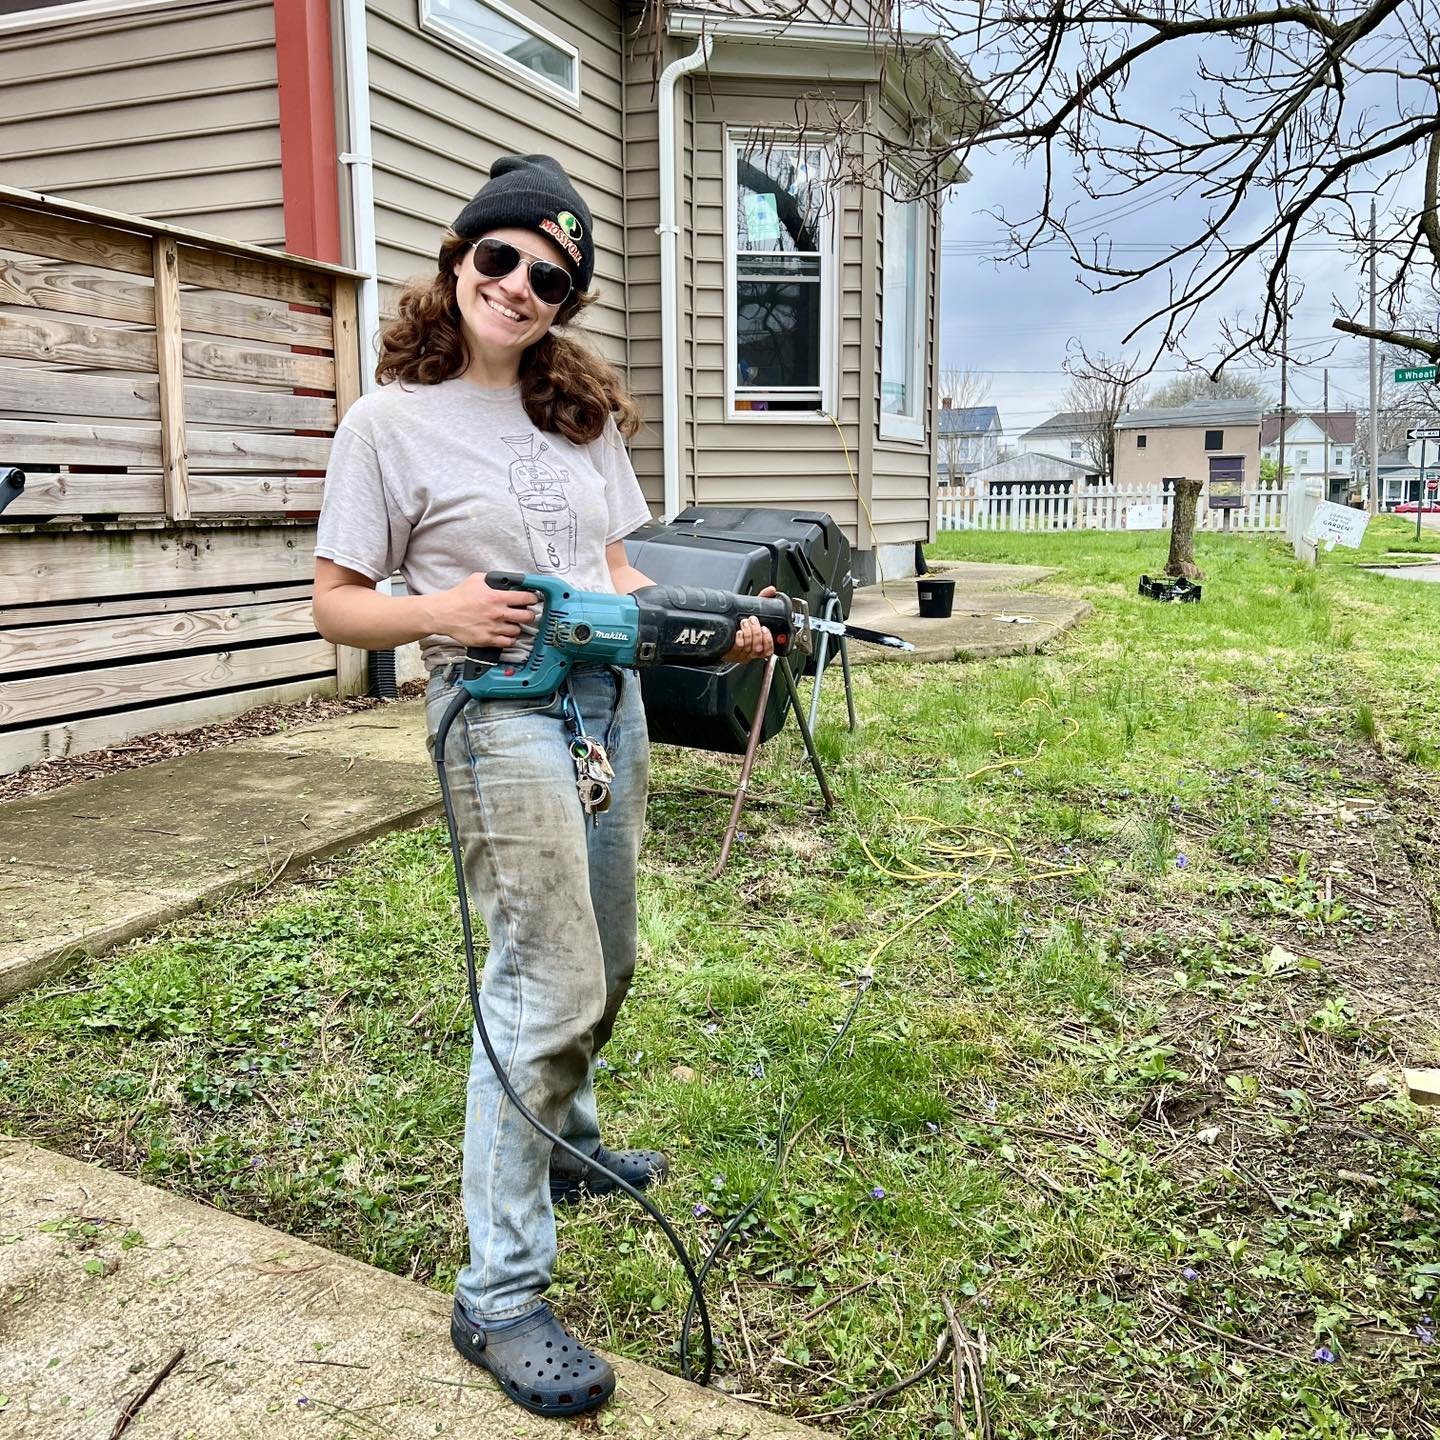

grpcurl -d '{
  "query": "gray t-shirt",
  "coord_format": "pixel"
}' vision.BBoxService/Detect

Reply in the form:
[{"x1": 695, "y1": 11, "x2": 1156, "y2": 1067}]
[{"x1": 316, "y1": 377, "x2": 653, "y2": 669}]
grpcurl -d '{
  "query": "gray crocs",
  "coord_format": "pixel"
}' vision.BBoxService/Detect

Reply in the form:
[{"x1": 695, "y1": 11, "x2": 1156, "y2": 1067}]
[
  {"x1": 450, "y1": 1299, "x2": 616, "y2": 1416},
  {"x1": 551, "y1": 1143, "x2": 670, "y2": 1205}
]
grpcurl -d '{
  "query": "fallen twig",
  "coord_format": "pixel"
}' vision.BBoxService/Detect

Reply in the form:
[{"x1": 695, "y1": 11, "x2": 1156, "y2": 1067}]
[
  {"x1": 110, "y1": 1346, "x2": 184, "y2": 1440},
  {"x1": 1150, "y1": 1289, "x2": 1295, "y2": 1361},
  {"x1": 806, "y1": 1325, "x2": 951, "y2": 1421},
  {"x1": 943, "y1": 1295, "x2": 991, "y2": 1440}
]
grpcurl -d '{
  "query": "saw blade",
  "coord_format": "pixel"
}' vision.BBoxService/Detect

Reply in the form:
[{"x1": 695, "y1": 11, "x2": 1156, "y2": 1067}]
[{"x1": 793, "y1": 613, "x2": 914, "y2": 651}]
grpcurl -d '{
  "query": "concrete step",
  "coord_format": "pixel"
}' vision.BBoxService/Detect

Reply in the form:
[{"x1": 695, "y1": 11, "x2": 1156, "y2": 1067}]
[{"x1": 0, "y1": 1139, "x2": 823, "y2": 1439}]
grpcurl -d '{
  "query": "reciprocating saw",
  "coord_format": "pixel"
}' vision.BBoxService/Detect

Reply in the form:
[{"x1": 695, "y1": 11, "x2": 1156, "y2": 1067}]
[{"x1": 460, "y1": 571, "x2": 911, "y2": 702}]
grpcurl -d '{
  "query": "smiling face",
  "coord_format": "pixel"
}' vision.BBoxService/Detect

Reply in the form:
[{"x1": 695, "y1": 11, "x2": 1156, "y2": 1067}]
[{"x1": 451, "y1": 225, "x2": 573, "y2": 384}]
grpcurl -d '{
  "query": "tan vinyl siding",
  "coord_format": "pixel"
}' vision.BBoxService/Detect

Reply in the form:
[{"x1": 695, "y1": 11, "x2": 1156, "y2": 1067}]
[
  {"x1": 623, "y1": 45, "x2": 939, "y2": 548},
  {"x1": 0, "y1": 0, "x2": 284, "y2": 247},
  {"x1": 677, "y1": 77, "x2": 870, "y2": 531},
  {"x1": 366, "y1": 0, "x2": 628, "y2": 366},
  {"x1": 620, "y1": 1, "x2": 664, "y2": 506}
]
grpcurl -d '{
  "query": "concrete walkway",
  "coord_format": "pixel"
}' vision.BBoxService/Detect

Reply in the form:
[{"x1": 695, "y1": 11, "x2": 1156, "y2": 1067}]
[
  {"x1": 0, "y1": 1139, "x2": 822, "y2": 1439},
  {"x1": 0, "y1": 562, "x2": 1089, "y2": 1002}
]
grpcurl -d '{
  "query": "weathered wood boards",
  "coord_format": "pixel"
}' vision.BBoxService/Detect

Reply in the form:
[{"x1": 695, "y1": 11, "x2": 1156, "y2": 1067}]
[{"x1": 0, "y1": 189, "x2": 371, "y2": 774}]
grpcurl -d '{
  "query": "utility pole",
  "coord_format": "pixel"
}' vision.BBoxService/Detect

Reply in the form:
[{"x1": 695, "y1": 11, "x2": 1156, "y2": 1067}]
[
  {"x1": 1323, "y1": 368, "x2": 1331, "y2": 503},
  {"x1": 1277, "y1": 308, "x2": 1289, "y2": 494},
  {"x1": 1368, "y1": 198, "x2": 1379, "y2": 515}
]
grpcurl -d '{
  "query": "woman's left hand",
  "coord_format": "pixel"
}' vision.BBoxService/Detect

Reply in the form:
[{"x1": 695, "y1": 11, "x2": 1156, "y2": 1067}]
[{"x1": 723, "y1": 586, "x2": 779, "y2": 663}]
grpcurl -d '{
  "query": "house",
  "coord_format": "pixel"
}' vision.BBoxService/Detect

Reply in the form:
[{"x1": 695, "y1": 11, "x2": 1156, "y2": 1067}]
[
  {"x1": 936, "y1": 402, "x2": 1002, "y2": 484},
  {"x1": 1113, "y1": 401, "x2": 1262, "y2": 492},
  {"x1": 1261, "y1": 411, "x2": 1356, "y2": 503},
  {"x1": 965, "y1": 452, "x2": 1097, "y2": 490},
  {"x1": 1018, "y1": 411, "x2": 1104, "y2": 466},
  {"x1": 1375, "y1": 443, "x2": 1439, "y2": 510},
  {"x1": 0, "y1": 0, "x2": 985, "y2": 583}
]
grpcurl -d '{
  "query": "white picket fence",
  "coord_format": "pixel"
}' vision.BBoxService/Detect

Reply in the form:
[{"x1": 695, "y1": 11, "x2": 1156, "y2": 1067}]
[{"x1": 936, "y1": 483, "x2": 1289, "y2": 533}]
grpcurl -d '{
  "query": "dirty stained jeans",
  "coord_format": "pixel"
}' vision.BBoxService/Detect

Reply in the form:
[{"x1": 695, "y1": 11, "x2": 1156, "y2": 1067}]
[{"x1": 426, "y1": 664, "x2": 649, "y2": 1321}]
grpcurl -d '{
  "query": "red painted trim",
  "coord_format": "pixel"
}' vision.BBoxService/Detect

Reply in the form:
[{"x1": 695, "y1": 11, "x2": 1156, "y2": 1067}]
[{"x1": 274, "y1": 0, "x2": 342, "y2": 264}]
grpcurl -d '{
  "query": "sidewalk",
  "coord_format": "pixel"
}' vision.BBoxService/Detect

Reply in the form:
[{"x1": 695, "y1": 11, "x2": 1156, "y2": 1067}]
[
  {"x1": 0, "y1": 1139, "x2": 823, "y2": 1439},
  {"x1": 0, "y1": 563, "x2": 1089, "y2": 1002}
]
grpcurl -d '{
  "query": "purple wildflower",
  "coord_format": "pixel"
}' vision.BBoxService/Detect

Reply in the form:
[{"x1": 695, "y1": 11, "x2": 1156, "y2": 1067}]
[
  {"x1": 704, "y1": 1021, "x2": 720, "y2": 1034},
  {"x1": 925, "y1": 1121, "x2": 940, "y2": 1134},
  {"x1": 1313, "y1": 1346, "x2": 1336, "y2": 1364},
  {"x1": 1418, "y1": 1320, "x2": 1435, "y2": 1346},
  {"x1": 1181, "y1": 1267, "x2": 1198, "y2": 1283},
  {"x1": 297, "y1": 1396, "x2": 311, "y2": 1408},
  {"x1": 1012, "y1": 768, "x2": 1023, "y2": 778},
  {"x1": 749, "y1": 1061, "x2": 765, "y2": 1079},
  {"x1": 1175, "y1": 854, "x2": 1188, "y2": 869},
  {"x1": 693, "y1": 1202, "x2": 710, "y2": 1218},
  {"x1": 870, "y1": 1186, "x2": 887, "y2": 1200}
]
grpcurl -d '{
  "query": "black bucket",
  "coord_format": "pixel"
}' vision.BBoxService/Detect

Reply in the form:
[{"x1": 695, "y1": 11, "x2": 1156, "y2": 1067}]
[{"x1": 916, "y1": 577, "x2": 955, "y2": 619}]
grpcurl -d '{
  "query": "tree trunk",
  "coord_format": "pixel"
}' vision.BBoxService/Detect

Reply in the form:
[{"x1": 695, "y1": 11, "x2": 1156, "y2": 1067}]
[{"x1": 1165, "y1": 477, "x2": 1206, "y2": 581}]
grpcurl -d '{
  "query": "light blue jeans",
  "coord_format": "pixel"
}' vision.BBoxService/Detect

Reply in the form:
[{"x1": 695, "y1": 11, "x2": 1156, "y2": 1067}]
[{"x1": 426, "y1": 664, "x2": 649, "y2": 1321}]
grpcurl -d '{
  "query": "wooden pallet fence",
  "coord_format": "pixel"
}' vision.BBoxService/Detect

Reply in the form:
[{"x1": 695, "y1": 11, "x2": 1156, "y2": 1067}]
[
  {"x1": 0, "y1": 186, "x2": 369, "y2": 775},
  {"x1": 937, "y1": 482, "x2": 1291, "y2": 534}
]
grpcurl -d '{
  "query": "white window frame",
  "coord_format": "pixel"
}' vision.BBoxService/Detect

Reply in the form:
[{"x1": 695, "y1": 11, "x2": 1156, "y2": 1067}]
[
  {"x1": 723, "y1": 129, "x2": 837, "y2": 423},
  {"x1": 878, "y1": 175, "x2": 928, "y2": 444},
  {"x1": 420, "y1": 0, "x2": 580, "y2": 110},
  {"x1": 0, "y1": 0, "x2": 198, "y2": 33}
]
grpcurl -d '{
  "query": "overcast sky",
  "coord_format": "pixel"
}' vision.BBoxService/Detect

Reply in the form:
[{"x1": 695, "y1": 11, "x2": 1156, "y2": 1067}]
[{"x1": 934, "y1": 29, "x2": 1426, "y2": 441}]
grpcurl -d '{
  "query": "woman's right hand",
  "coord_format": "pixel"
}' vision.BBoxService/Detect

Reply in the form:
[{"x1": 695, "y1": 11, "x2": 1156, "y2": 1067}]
[{"x1": 429, "y1": 573, "x2": 539, "y2": 649}]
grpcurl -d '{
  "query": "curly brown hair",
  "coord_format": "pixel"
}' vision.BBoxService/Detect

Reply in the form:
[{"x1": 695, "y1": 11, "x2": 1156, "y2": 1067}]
[{"x1": 375, "y1": 231, "x2": 642, "y2": 444}]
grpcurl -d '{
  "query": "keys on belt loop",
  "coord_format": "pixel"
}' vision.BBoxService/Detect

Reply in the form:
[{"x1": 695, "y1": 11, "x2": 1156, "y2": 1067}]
[{"x1": 562, "y1": 683, "x2": 613, "y2": 826}]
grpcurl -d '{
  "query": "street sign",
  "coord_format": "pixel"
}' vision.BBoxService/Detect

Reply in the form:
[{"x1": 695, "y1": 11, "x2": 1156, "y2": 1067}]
[
  {"x1": 1408, "y1": 426, "x2": 1440, "y2": 441},
  {"x1": 1396, "y1": 366, "x2": 1438, "y2": 383}
]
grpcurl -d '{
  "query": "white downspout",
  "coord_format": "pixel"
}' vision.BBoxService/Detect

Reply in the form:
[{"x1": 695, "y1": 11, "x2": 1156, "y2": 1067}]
[
  {"x1": 339, "y1": 0, "x2": 380, "y2": 394},
  {"x1": 657, "y1": 34, "x2": 712, "y2": 519}
]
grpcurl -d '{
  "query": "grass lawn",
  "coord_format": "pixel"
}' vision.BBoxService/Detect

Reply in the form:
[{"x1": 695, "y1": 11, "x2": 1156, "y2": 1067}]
[{"x1": 4, "y1": 521, "x2": 1440, "y2": 1438}]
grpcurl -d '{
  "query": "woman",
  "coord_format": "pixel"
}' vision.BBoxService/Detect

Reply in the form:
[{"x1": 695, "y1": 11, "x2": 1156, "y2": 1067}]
[{"x1": 312, "y1": 155, "x2": 770, "y2": 1418}]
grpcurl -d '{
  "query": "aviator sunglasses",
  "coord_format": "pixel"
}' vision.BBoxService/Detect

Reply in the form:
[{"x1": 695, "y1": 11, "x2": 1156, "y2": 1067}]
[{"x1": 466, "y1": 237, "x2": 574, "y2": 308}]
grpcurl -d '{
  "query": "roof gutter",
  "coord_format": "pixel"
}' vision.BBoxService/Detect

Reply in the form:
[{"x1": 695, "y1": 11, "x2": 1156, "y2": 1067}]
[{"x1": 657, "y1": 34, "x2": 713, "y2": 520}]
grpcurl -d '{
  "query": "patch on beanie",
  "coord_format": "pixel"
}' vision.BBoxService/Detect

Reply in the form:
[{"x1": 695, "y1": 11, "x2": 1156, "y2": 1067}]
[{"x1": 540, "y1": 215, "x2": 583, "y2": 268}]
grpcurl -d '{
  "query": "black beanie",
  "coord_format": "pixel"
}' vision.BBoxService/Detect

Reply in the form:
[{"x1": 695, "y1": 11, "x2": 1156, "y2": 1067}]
[{"x1": 451, "y1": 154, "x2": 594, "y2": 291}]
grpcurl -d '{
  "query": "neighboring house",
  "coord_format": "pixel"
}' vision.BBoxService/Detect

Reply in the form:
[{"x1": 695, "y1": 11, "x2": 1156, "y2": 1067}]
[
  {"x1": 1018, "y1": 411, "x2": 1105, "y2": 465},
  {"x1": 937, "y1": 402, "x2": 1002, "y2": 484},
  {"x1": 1261, "y1": 411, "x2": 1356, "y2": 503},
  {"x1": 1113, "y1": 401, "x2": 1262, "y2": 492},
  {"x1": 966, "y1": 452, "x2": 1097, "y2": 489},
  {"x1": 0, "y1": 0, "x2": 984, "y2": 581},
  {"x1": 1375, "y1": 442, "x2": 1439, "y2": 510}
]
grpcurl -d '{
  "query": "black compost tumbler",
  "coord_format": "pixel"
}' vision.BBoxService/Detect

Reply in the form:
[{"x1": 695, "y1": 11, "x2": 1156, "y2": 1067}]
[{"x1": 623, "y1": 507, "x2": 853, "y2": 753}]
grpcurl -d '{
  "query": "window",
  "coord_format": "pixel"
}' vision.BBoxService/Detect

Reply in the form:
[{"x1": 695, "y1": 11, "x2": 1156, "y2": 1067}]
[
  {"x1": 879, "y1": 183, "x2": 926, "y2": 441},
  {"x1": 1295, "y1": 449, "x2": 1309, "y2": 467},
  {"x1": 1070, "y1": 440, "x2": 1083, "y2": 460},
  {"x1": 1136, "y1": 434, "x2": 1147, "y2": 449},
  {"x1": 421, "y1": 0, "x2": 579, "y2": 106},
  {"x1": 1334, "y1": 449, "x2": 1346, "y2": 467},
  {"x1": 1204, "y1": 430, "x2": 1224, "y2": 450},
  {"x1": 728, "y1": 135, "x2": 832, "y2": 415}
]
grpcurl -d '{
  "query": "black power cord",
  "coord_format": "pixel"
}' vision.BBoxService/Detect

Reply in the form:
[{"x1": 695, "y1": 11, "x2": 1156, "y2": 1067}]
[{"x1": 432, "y1": 685, "x2": 873, "y2": 1388}]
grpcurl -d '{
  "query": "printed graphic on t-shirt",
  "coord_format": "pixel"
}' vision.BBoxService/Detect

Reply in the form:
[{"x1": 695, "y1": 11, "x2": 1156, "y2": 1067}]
[{"x1": 503, "y1": 433, "x2": 576, "y2": 571}]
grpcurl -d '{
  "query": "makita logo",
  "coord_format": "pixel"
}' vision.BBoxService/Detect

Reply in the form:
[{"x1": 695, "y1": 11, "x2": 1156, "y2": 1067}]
[
  {"x1": 594, "y1": 629, "x2": 628, "y2": 641},
  {"x1": 676, "y1": 626, "x2": 716, "y2": 646}
]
